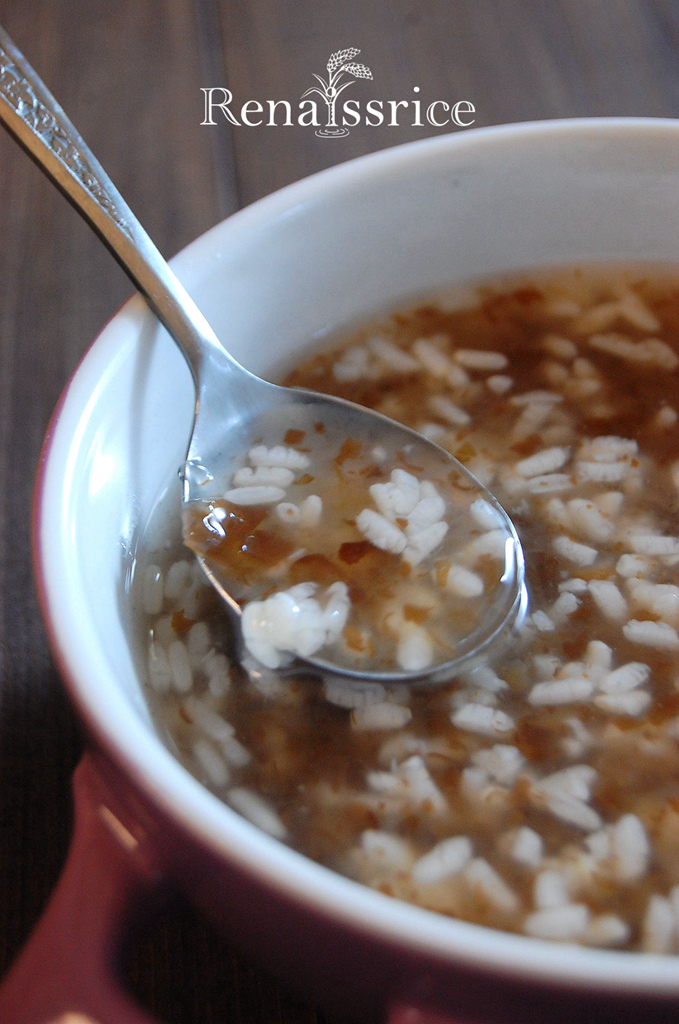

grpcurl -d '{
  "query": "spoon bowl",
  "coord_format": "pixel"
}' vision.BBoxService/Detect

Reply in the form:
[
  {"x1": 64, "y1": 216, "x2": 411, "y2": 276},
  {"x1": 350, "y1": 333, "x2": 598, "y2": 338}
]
[{"x1": 183, "y1": 375, "x2": 526, "y2": 683}]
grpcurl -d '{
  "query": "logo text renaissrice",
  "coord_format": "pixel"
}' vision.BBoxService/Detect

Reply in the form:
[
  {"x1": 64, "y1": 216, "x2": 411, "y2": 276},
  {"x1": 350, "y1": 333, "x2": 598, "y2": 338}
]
[{"x1": 201, "y1": 47, "x2": 474, "y2": 136}]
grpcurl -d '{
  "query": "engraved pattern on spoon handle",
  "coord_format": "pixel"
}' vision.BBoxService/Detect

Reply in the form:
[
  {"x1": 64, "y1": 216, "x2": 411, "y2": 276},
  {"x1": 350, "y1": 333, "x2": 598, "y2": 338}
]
[
  {"x1": 0, "y1": 25, "x2": 233, "y2": 384},
  {"x1": 0, "y1": 28, "x2": 132, "y2": 239}
]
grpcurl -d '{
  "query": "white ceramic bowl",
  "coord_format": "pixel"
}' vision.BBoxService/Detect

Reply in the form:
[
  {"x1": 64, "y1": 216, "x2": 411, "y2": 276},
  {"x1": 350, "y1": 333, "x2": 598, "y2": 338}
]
[{"x1": 25, "y1": 119, "x2": 679, "y2": 1023}]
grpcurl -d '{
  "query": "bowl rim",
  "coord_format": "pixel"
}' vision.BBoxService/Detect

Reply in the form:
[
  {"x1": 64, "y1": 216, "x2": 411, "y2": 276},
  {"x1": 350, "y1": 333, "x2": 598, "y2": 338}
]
[{"x1": 33, "y1": 117, "x2": 679, "y2": 996}]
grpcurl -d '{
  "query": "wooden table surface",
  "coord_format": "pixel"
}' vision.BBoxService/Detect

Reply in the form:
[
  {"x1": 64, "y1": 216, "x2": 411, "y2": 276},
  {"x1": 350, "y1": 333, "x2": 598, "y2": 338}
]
[{"x1": 1, "y1": 2, "x2": 679, "y2": 1021}]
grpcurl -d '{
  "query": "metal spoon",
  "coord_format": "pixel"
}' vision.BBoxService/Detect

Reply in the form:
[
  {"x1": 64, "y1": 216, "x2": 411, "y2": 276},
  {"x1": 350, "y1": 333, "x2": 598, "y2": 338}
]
[{"x1": 0, "y1": 27, "x2": 526, "y2": 685}]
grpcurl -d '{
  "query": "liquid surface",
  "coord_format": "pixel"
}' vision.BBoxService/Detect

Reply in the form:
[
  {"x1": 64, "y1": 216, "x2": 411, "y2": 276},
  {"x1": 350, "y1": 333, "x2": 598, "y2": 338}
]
[{"x1": 136, "y1": 265, "x2": 679, "y2": 952}]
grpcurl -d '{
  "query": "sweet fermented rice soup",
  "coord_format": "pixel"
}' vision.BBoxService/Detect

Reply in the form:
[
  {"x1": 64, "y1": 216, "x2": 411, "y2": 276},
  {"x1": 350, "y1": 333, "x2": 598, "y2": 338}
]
[{"x1": 135, "y1": 265, "x2": 679, "y2": 952}]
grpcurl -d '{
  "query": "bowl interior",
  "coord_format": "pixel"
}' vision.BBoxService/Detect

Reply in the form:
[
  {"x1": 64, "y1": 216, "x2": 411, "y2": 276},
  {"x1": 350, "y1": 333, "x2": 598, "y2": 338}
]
[{"x1": 37, "y1": 119, "x2": 679, "y2": 990}]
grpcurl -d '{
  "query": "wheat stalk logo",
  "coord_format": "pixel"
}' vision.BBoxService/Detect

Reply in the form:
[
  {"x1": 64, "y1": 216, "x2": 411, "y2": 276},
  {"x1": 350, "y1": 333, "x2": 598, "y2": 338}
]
[{"x1": 302, "y1": 47, "x2": 373, "y2": 138}]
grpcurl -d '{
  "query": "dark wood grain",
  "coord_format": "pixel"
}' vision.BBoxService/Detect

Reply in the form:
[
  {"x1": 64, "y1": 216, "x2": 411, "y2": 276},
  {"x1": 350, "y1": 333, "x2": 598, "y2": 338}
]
[
  {"x1": 1, "y1": 0, "x2": 679, "y2": 1021},
  {"x1": 215, "y1": 0, "x2": 679, "y2": 206}
]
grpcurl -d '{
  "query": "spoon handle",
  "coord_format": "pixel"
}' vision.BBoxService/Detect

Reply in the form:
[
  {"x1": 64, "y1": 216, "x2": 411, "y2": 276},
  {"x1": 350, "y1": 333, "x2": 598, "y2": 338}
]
[{"x1": 0, "y1": 26, "x2": 228, "y2": 385}]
